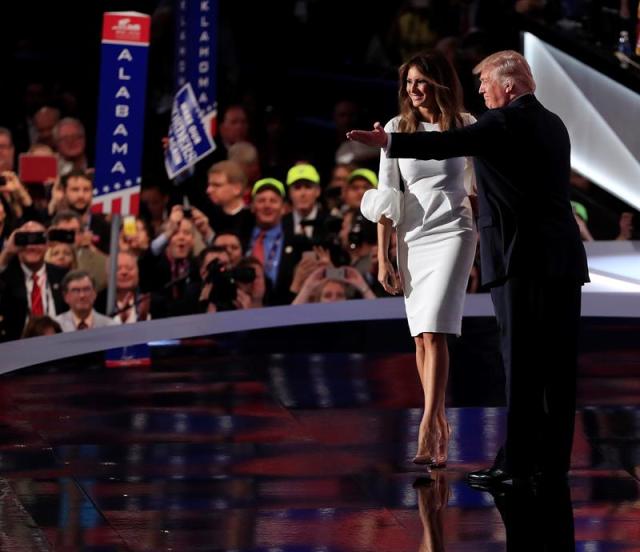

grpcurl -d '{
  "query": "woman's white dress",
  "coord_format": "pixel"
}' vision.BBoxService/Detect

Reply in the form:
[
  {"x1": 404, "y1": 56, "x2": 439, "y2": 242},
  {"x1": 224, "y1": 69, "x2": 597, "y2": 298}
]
[{"x1": 361, "y1": 115, "x2": 477, "y2": 336}]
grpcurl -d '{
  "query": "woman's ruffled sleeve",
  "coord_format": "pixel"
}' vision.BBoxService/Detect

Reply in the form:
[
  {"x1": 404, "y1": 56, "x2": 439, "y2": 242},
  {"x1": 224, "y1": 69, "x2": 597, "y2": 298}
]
[{"x1": 360, "y1": 118, "x2": 404, "y2": 227}]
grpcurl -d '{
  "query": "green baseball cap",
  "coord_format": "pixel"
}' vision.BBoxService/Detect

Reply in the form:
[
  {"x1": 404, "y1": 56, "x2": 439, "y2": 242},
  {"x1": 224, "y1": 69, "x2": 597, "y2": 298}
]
[
  {"x1": 286, "y1": 163, "x2": 320, "y2": 186},
  {"x1": 348, "y1": 168, "x2": 378, "y2": 188},
  {"x1": 252, "y1": 177, "x2": 286, "y2": 198}
]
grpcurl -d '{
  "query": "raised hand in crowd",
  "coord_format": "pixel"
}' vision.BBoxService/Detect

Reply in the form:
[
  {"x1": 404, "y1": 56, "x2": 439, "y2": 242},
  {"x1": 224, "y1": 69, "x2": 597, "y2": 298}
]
[
  {"x1": 0, "y1": 227, "x2": 19, "y2": 270},
  {"x1": 162, "y1": 205, "x2": 186, "y2": 240},
  {"x1": 289, "y1": 246, "x2": 332, "y2": 295},
  {"x1": 47, "y1": 177, "x2": 65, "y2": 216},
  {"x1": 119, "y1": 217, "x2": 151, "y2": 256},
  {"x1": 1, "y1": 171, "x2": 33, "y2": 215},
  {"x1": 291, "y1": 266, "x2": 328, "y2": 304},
  {"x1": 190, "y1": 206, "x2": 214, "y2": 243},
  {"x1": 342, "y1": 265, "x2": 376, "y2": 299}
]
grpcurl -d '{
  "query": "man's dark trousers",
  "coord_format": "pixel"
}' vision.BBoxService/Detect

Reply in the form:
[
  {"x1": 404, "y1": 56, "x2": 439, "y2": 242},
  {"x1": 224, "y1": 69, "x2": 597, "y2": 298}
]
[{"x1": 490, "y1": 276, "x2": 582, "y2": 477}]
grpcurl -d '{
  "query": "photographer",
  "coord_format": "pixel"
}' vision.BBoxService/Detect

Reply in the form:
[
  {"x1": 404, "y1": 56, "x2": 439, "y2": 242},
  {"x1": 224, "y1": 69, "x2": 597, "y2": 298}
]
[
  {"x1": 49, "y1": 210, "x2": 107, "y2": 293},
  {"x1": 197, "y1": 246, "x2": 259, "y2": 312},
  {"x1": 292, "y1": 265, "x2": 376, "y2": 304},
  {"x1": 0, "y1": 221, "x2": 68, "y2": 341},
  {"x1": 339, "y1": 208, "x2": 378, "y2": 279}
]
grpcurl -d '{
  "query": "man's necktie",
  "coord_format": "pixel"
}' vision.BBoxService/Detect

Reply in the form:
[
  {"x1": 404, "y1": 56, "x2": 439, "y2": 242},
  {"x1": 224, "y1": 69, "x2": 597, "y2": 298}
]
[
  {"x1": 31, "y1": 274, "x2": 44, "y2": 316},
  {"x1": 251, "y1": 230, "x2": 266, "y2": 265},
  {"x1": 77, "y1": 319, "x2": 88, "y2": 330}
]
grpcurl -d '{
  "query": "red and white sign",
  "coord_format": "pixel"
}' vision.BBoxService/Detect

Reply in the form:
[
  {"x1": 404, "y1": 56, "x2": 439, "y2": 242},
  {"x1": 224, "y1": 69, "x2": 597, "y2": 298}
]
[{"x1": 102, "y1": 12, "x2": 150, "y2": 45}]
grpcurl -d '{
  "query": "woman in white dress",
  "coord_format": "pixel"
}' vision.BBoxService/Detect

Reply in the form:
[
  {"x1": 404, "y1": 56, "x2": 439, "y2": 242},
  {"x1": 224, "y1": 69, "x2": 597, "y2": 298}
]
[{"x1": 361, "y1": 51, "x2": 477, "y2": 467}]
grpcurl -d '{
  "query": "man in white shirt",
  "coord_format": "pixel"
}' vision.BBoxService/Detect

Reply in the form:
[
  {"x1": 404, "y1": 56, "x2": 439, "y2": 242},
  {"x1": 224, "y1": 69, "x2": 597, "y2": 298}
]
[{"x1": 0, "y1": 221, "x2": 67, "y2": 341}]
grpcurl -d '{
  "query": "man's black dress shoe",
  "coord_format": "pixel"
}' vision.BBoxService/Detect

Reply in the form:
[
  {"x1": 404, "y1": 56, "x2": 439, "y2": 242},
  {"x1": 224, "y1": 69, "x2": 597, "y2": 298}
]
[{"x1": 466, "y1": 467, "x2": 512, "y2": 486}]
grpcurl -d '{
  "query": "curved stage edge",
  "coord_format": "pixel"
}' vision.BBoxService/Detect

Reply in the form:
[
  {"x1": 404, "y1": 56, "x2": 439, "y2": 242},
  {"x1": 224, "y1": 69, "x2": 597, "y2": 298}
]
[{"x1": 1, "y1": 290, "x2": 639, "y2": 374}]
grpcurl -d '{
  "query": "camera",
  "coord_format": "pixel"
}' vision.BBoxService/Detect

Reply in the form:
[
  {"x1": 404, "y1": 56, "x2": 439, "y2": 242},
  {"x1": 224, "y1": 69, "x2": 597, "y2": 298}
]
[
  {"x1": 205, "y1": 258, "x2": 256, "y2": 311},
  {"x1": 182, "y1": 206, "x2": 193, "y2": 219},
  {"x1": 14, "y1": 231, "x2": 47, "y2": 247},
  {"x1": 0, "y1": 175, "x2": 6, "y2": 186},
  {"x1": 47, "y1": 228, "x2": 76, "y2": 244},
  {"x1": 296, "y1": 215, "x2": 350, "y2": 267},
  {"x1": 348, "y1": 213, "x2": 377, "y2": 250}
]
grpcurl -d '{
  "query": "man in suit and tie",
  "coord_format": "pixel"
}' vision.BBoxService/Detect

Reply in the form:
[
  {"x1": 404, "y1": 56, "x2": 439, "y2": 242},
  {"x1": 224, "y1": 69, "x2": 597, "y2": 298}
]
[
  {"x1": 348, "y1": 50, "x2": 589, "y2": 484},
  {"x1": 283, "y1": 163, "x2": 328, "y2": 244},
  {"x1": 55, "y1": 270, "x2": 116, "y2": 331},
  {"x1": 0, "y1": 220, "x2": 68, "y2": 341},
  {"x1": 248, "y1": 178, "x2": 298, "y2": 305}
]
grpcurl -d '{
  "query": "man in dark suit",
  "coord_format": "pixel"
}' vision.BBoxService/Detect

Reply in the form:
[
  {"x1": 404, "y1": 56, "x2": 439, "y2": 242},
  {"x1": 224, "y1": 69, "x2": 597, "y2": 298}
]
[
  {"x1": 0, "y1": 221, "x2": 68, "y2": 341},
  {"x1": 282, "y1": 163, "x2": 328, "y2": 245},
  {"x1": 348, "y1": 50, "x2": 589, "y2": 484},
  {"x1": 247, "y1": 178, "x2": 298, "y2": 305}
]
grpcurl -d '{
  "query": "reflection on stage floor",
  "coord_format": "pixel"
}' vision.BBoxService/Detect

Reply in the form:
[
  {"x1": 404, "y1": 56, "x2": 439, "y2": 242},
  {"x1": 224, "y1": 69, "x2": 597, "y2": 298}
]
[{"x1": 0, "y1": 317, "x2": 639, "y2": 551}]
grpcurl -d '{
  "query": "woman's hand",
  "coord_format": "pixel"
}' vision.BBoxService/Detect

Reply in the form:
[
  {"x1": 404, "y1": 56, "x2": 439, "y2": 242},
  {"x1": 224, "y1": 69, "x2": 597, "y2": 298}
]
[{"x1": 378, "y1": 258, "x2": 401, "y2": 295}]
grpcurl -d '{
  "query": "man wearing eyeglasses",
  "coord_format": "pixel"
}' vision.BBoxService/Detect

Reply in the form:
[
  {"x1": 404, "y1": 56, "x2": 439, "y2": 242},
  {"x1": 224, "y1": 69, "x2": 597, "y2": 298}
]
[{"x1": 56, "y1": 270, "x2": 116, "y2": 331}]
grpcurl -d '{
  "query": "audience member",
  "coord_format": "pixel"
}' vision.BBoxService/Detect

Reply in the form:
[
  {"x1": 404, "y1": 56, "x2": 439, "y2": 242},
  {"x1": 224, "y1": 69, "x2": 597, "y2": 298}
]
[
  {"x1": 140, "y1": 184, "x2": 170, "y2": 238},
  {"x1": 55, "y1": 170, "x2": 111, "y2": 253},
  {"x1": 21, "y1": 315, "x2": 62, "y2": 338},
  {"x1": 31, "y1": 106, "x2": 61, "y2": 149},
  {"x1": 325, "y1": 162, "x2": 356, "y2": 215},
  {"x1": 248, "y1": 178, "x2": 298, "y2": 305},
  {"x1": 108, "y1": 251, "x2": 151, "y2": 323},
  {"x1": 0, "y1": 221, "x2": 68, "y2": 341},
  {"x1": 213, "y1": 231, "x2": 244, "y2": 267},
  {"x1": 0, "y1": 128, "x2": 16, "y2": 174},
  {"x1": 1, "y1": 170, "x2": 36, "y2": 222},
  {"x1": 45, "y1": 241, "x2": 77, "y2": 271},
  {"x1": 119, "y1": 217, "x2": 151, "y2": 257},
  {"x1": 283, "y1": 163, "x2": 328, "y2": 242},
  {"x1": 218, "y1": 105, "x2": 250, "y2": 156},
  {"x1": 227, "y1": 141, "x2": 261, "y2": 186},
  {"x1": 342, "y1": 168, "x2": 378, "y2": 211},
  {"x1": 56, "y1": 270, "x2": 116, "y2": 331},
  {"x1": 54, "y1": 118, "x2": 89, "y2": 176},
  {"x1": 203, "y1": 160, "x2": 254, "y2": 246},
  {"x1": 140, "y1": 214, "x2": 202, "y2": 317},
  {"x1": 50, "y1": 210, "x2": 108, "y2": 292},
  {"x1": 292, "y1": 265, "x2": 375, "y2": 304}
]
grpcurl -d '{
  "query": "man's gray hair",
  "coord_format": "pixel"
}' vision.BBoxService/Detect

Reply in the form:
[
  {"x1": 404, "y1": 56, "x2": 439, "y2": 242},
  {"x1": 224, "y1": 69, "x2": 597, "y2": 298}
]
[
  {"x1": 61, "y1": 269, "x2": 96, "y2": 293},
  {"x1": 473, "y1": 50, "x2": 536, "y2": 93},
  {"x1": 53, "y1": 117, "x2": 86, "y2": 141}
]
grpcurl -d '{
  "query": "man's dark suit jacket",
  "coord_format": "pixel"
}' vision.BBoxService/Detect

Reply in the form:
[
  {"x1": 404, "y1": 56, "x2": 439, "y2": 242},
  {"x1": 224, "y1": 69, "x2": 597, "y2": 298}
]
[
  {"x1": 248, "y1": 221, "x2": 299, "y2": 306},
  {"x1": 0, "y1": 258, "x2": 68, "y2": 341},
  {"x1": 282, "y1": 205, "x2": 330, "y2": 246},
  {"x1": 388, "y1": 94, "x2": 589, "y2": 288}
]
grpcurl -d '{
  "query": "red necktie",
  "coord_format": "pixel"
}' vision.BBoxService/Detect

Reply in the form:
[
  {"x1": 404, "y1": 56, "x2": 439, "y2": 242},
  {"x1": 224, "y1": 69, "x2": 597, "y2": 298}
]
[
  {"x1": 251, "y1": 231, "x2": 266, "y2": 265},
  {"x1": 31, "y1": 273, "x2": 44, "y2": 316},
  {"x1": 77, "y1": 319, "x2": 88, "y2": 330}
]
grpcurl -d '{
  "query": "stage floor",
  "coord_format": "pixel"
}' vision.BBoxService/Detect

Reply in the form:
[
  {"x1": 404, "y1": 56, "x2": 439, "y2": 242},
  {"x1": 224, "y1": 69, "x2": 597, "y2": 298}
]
[{"x1": 0, "y1": 317, "x2": 639, "y2": 551}]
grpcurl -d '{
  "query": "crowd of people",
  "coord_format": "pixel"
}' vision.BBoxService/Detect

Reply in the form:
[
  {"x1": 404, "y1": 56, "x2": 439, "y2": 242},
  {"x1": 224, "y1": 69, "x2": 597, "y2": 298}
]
[{"x1": 0, "y1": 0, "x2": 637, "y2": 343}]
